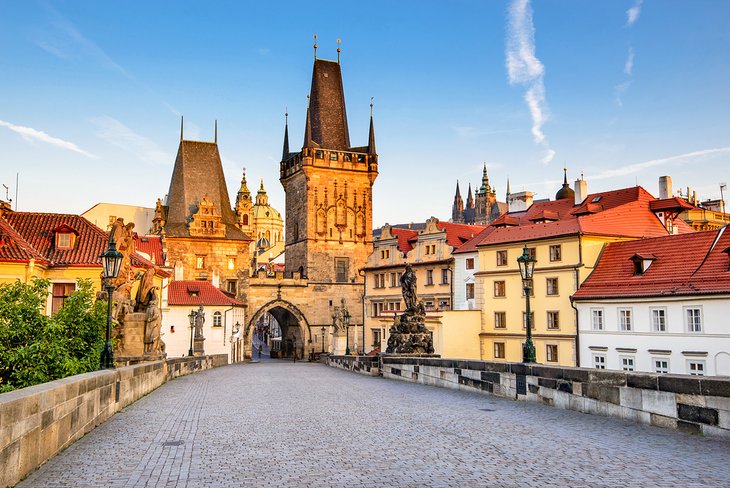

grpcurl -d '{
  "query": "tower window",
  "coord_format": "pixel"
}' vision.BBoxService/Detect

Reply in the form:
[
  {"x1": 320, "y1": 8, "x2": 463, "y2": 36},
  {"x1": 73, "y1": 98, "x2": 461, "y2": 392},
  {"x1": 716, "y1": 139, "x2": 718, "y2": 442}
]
[
  {"x1": 329, "y1": 152, "x2": 338, "y2": 161},
  {"x1": 335, "y1": 258, "x2": 349, "y2": 283}
]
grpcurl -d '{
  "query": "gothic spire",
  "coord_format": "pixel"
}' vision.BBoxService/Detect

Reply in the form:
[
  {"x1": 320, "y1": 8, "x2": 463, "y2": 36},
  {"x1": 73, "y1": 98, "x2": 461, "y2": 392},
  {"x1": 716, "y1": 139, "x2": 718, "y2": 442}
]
[
  {"x1": 303, "y1": 96, "x2": 313, "y2": 148},
  {"x1": 506, "y1": 177, "x2": 511, "y2": 201},
  {"x1": 367, "y1": 98, "x2": 376, "y2": 155},
  {"x1": 282, "y1": 110, "x2": 290, "y2": 159}
]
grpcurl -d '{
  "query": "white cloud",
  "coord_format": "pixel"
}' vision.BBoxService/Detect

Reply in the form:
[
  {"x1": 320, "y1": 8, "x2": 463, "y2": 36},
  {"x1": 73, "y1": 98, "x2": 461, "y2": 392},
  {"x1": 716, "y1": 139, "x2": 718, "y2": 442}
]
[
  {"x1": 505, "y1": 0, "x2": 554, "y2": 163},
  {"x1": 626, "y1": 0, "x2": 643, "y2": 27},
  {"x1": 34, "y1": 40, "x2": 70, "y2": 60},
  {"x1": 0, "y1": 119, "x2": 97, "y2": 159},
  {"x1": 624, "y1": 47, "x2": 634, "y2": 75},
  {"x1": 589, "y1": 147, "x2": 730, "y2": 181},
  {"x1": 91, "y1": 116, "x2": 169, "y2": 165},
  {"x1": 614, "y1": 80, "x2": 632, "y2": 107}
]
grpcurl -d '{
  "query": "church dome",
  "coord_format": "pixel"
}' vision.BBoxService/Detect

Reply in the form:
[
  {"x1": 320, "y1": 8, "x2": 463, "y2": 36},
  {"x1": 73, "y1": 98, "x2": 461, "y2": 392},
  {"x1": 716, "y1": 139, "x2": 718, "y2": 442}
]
[{"x1": 555, "y1": 168, "x2": 575, "y2": 200}]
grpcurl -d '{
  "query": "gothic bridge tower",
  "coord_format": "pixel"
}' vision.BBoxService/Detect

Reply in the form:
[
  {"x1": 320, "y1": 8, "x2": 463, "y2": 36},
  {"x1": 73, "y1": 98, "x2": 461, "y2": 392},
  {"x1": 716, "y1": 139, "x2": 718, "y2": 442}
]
[{"x1": 280, "y1": 53, "x2": 378, "y2": 283}]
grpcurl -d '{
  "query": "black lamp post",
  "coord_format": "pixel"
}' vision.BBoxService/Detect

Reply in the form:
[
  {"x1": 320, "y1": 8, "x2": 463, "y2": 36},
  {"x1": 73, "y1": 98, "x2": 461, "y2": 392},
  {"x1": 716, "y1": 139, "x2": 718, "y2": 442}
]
[
  {"x1": 188, "y1": 310, "x2": 196, "y2": 356},
  {"x1": 517, "y1": 244, "x2": 537, "y2": 363},
  {"x1": 100, "y1": 237, "x2": 123, "y2": 369},
  {"x1": 344, "y1": 308, "x2": 351, "y2": 355},
  {"x1": 320, "y1": 326, "x2": 325, "y2": 353}
]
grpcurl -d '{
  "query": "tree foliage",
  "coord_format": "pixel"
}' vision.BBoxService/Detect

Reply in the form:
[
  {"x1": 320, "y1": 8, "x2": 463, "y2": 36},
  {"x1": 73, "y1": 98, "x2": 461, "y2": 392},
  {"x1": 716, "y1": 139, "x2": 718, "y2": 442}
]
[{"x1": 0, "y1": 278, "x2": 106, "y2": 393}]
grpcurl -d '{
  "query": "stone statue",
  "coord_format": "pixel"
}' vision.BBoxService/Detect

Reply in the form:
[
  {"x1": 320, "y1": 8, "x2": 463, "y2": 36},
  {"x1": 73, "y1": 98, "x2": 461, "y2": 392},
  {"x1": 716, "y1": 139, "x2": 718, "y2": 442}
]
[
  {"x1": 386, "y1": 263, "x2": 435, "y2": 355},
  {"x1": 194, "y1": 305, "x2": 205, "y2": 339},
  {"x1": 134, "y1": 268, "x2": 156, "y2": 312},
  {"x1": 144, "y1": 289, "x2": 164, "y2": 354},
  {"x1": 400, "y1": 263, "x2": 418, "y2": 311}
]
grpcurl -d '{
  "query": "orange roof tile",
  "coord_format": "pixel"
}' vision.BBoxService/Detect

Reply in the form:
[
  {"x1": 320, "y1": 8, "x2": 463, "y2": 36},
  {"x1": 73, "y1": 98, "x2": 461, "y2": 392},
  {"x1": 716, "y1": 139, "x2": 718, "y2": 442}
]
[
  {"x1": 573, "y1": 226, "x2": 730, "y2": 299},
  {"x1": 168, "y1": 280, "x2": 245, "y2": 306}
]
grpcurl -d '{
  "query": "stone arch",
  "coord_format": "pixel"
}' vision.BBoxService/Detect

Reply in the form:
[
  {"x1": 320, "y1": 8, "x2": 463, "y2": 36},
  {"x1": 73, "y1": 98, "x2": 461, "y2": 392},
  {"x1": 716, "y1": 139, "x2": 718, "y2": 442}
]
[
  {"x1": 247, "y1": 299, "x2": 311, "y2": 358},
  {"x1": 715, "y1": 352, "x2": 730, "y2": 376}
]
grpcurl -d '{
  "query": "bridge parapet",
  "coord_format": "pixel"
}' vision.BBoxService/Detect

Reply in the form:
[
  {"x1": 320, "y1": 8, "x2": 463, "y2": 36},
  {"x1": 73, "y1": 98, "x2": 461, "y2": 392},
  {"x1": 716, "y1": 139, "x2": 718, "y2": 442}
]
[
  {"x1": 327, "y1": 355, "x2": 730, "y2": 439},
  {"x1": 0, "y1": 354, "x2": 228, "y2": 487}
]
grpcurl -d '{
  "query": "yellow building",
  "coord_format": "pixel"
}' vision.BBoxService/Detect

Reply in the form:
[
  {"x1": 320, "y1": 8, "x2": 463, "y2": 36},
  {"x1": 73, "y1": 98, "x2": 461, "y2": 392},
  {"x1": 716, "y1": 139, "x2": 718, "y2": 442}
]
[
  {"x1": 0, "y1": 201, "x2": 163, "y2": 315},
  {"x1": 475, "y1": 180, "x2": 694, "y2": 367},
  {"x1": 363, "y1": 217, "x2": 483, "y2": 354}
]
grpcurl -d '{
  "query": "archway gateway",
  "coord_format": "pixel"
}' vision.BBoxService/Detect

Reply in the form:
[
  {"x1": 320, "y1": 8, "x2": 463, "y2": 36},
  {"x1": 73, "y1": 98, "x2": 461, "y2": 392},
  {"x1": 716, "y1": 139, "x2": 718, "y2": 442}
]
[{"x1": 247, "y1": 300, "x2": 311, "y2": 359}]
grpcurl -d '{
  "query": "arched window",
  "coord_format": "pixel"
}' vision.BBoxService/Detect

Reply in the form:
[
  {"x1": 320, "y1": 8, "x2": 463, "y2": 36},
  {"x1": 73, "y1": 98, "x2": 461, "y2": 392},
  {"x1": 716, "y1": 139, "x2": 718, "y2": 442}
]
[
  {"x1": 213, "y1": 311, "x2": 222, "y2": 327},
  {"x1": 243, "y1": 214, "x2": 249, "y2": 226}
]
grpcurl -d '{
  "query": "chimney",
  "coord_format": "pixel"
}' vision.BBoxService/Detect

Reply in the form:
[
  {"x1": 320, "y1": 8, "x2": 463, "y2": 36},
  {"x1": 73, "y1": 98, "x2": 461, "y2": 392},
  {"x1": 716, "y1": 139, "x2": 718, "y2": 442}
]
[
  {"x1": 507, "y1": 191, "x2": 533, "y2": 213},
  {"x1": 574, "y1": 178, "x2": 587, "y2": 205},
  {"x1": 659, "y1": 176, "x2": 672, "y2": 199}
]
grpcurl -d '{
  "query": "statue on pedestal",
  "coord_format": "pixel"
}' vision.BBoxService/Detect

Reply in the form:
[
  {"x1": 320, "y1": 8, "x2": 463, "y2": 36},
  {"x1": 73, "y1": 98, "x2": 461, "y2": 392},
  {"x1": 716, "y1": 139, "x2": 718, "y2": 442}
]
[{"x1": 386, "y1": 264, "x2": 434, "y2": 355}]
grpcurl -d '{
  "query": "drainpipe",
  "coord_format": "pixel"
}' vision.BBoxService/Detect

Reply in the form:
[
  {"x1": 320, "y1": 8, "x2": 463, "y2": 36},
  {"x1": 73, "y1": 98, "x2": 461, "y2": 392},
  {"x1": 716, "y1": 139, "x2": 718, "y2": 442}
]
[
  {"x1": 223, "y1": 305, "x2": 234, "y2": 346},
  {"x1": 359, "y1": 268, "x2": 366, "y2": 355},
  {"x1": 570, "y1": 295, "x2": 580, "y2": 367}
]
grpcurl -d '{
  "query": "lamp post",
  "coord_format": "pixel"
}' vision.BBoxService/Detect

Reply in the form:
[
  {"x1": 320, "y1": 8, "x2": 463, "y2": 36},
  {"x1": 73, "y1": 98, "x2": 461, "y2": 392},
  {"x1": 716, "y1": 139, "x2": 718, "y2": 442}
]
[
  {"x1": 188, "y1": 310, "x2": 196, "y2": 356},
  {"x1": 344, "y1": 308, "x2": 351, "y2": 355},
  {"x1": 320, "y1": 326, "x2": 325, "y2": 353},
  {"x1": 517, "y1": 244, "x2": 537, "y2": 363},
  {"x1": 100, "y1": 236, "x2": 123, "y2": 369}
]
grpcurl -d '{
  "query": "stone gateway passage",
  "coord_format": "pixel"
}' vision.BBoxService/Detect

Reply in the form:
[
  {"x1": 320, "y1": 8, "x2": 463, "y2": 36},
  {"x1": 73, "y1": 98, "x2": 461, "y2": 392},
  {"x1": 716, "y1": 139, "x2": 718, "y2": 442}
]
[{"x1": 19, "y1": 362, "x2": 730, "y2": 487}]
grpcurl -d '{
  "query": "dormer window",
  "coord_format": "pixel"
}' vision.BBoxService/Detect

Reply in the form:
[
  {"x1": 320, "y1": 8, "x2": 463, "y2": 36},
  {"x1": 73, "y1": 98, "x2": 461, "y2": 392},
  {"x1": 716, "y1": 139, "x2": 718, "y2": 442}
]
[
  {"x1": 591, "y1": 196, "x2": 602, "y2": 203},
  {"x1": 630, "y1": 253, "x2": 657, "y2": 275},
  {"x1": 53, "y1": 224, "x2": 79, "y2": 250}
]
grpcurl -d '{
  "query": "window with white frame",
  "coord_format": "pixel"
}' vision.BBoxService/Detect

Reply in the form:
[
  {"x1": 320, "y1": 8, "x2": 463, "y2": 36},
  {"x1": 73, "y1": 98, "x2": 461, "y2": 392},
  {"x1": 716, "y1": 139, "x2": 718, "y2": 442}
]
[
  {"x1": 593, "y1": 354, "x2": 606, "y2": 369},
  {"x1": 653, "y1": 358, "x2": 669, "y2": 374},
  {"x1": 496, "y1": 250, "x2": 508, "y2": 266},
  {"x1": 685, "y1": 307, "x2": 702, "y2": 332},
  {"x1": 426, "y1": 269, "x2": 434, "y2": 285},
  {"x1": 522, "y1": 312, "x2": 535, "y2": 330},
  {"x1": 493, "y1": 342, "x2": 506, "y2": 359},
  {"x1": 591, "y1": 309, "x2": 604, "y2": 331},
  {"x1": 546, "y1": 344, "x2": 558, "y2": 362},
  {"x1": 494, "y1": 311, "x2": 506, "y2": 329},
  {"x1": 493, "y1": 280, "x2": 506, "y2": 297},
  {"x1": 687, "y1": 360, "x2": 705, "y2": 376},
  {"x1": 213, "y1": 311, "x2": 222, "y2": 327},
  {"x1": 621, "y1": 356, "x2": 635, "y2": 371},
  {"x1": 651, "y1": 308, "x2": 667, "y2": 332},
  {"x1": 549, "y1": 244, "x2": 562, "y2": 262},
  {"x1": 465, "y1": 283, "x2": 475, "y2": 300},
  {"x1": 547, "y1": 311, "x2": 560, "y2": 330},
  {"x1": 441, "y1": 269, "x2": 449, "y2": 285},
  {"x1": 546, "y1": 277, "x2": 559, "y2": 296},
  {"x1": 619, "y1": 308, "x2": 632, "y2": 331}
]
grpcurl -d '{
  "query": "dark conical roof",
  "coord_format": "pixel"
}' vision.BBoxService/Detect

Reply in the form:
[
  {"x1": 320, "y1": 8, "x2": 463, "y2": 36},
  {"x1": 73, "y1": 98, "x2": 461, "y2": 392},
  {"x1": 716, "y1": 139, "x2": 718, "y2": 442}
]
[
  {"x1": 165, "y1": 140, "x2": 246, "y2": 240},
  {"x1": 282, "y1": 114, "x2": 290, "y2": 159},
  {"x1": 367, "y1": 114, "x2": 376, "y2": 154},
  {"x1": 556, "y1": 168, "x2": 575, "y2": 200},
  {"x1": 308, "y1": 59, "x2": 350, "y2": 150}
]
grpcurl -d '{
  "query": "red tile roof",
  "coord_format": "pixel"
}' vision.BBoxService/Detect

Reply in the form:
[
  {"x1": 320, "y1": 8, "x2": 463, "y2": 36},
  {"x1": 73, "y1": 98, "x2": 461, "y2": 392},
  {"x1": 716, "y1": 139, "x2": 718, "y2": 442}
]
[
  {"x1": 436, "y1": 221, "x2": 485, "y2": 248},
  {"x1": 0, "y1": 211, "x2": 164, "y2": 273},
  {"x1": 167, "y1": 280, "x2": 246, "y2": 306},
  {"x1": 573, "y1": 226, "x2": 730, "y2": 299},
  {"x1": 475, "y1": 186, "x2": 692, "y2": 247},
  {"x1": 391, "y1": 227, "x2": 418, "y2": 254},
  {"x1": 453, "y1": 226, "x2": 496, "y2": 254},
  {"x1": 135, "y1": 235, "x2": 165, "y2": 265}
]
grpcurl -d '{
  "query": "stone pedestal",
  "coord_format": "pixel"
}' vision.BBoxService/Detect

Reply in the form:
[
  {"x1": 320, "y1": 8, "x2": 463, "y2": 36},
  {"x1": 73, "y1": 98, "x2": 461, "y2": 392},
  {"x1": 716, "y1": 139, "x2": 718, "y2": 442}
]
[
  {"x1": 193, "y1": 337, "x2": 205, "y2": 356},
  {"x1": 386, "y1": 308, "x2": 434, "y2": 354},
  {"x1": 332, "y1": 334, "x2": 347, "y2": 355},
  {"x1": 115, "y1": 312, "x2": 146, "y2": 357}
]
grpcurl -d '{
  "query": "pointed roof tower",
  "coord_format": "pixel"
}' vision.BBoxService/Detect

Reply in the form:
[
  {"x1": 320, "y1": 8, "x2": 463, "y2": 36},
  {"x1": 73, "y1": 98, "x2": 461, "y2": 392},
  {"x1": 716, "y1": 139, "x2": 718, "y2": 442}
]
[
  {"x1": 466, "y1": 183, "x2": 474, "y2": 208},
  {"x1": 479, "y1": 162, "x2": 492, "y2": 194},
  {"x1": 308, "y1": 59, "x2": 350, "y2": 150},
  {"x1": 165, "y1": 137, "x2": 245, "y2": 240},
  {"x1": 256, "y1": 178, "x2": 269, "y2": 206},
  {"x1": 452, "y1": 181, "x2": 465, "y2": 223},
  {"x1": 556, "y1": 167, "x2": 576, "y2": 200},
  {"x1": 282, "y1": 111, "x2": 290, "y2": 159},
  {"x1": 367, "y1": 99, "x2": 376, "y2": 155},
  {"x1": 506, "y1": 177, "x2": 511, "y2": 201},
  {"x1": 236, "y1": 168, "x2": 251, "y2": 206}
]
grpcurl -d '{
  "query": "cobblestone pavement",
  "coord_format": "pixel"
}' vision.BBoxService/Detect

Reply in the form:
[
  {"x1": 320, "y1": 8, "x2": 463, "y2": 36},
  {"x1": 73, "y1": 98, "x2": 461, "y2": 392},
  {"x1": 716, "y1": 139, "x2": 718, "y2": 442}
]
[{"x1": 20, "y1": 361, "x2": 730, "y2": 487}]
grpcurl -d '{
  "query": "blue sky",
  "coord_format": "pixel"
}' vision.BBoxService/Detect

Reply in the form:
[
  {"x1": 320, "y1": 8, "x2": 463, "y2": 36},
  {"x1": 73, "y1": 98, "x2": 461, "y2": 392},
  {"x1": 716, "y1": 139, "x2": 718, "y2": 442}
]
[{"x1": 1, "y1": 0, "x2": 729, "y2": 226}]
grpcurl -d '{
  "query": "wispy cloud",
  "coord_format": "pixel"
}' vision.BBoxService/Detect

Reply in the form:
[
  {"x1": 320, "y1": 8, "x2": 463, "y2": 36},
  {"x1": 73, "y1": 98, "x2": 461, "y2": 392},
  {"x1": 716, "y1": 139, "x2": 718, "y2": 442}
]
[
  {"x1": 589, "y1": 147, "x2": 730, "y2": 181},
  {"x1": 624, "y1": 46, "x2": 634, "y2": 75},
  {"x1": 91, "y1": 116, "x2": 169, "y2": 165},
  {"x1": 36, "y1": 5, "x2": 133, "y2": 80},
  {"x1": 0, "y1": 119, "x2": 97, "y2": 159},
  {"x1": 626, "y1": 0, "x2": 643, "y2": 27},
  {"x1": 505, "y1": 0, "x2": 554, "y2": 164},
  {"x1": 614, "y1": 80, "x2": 632, "y2": 107}
]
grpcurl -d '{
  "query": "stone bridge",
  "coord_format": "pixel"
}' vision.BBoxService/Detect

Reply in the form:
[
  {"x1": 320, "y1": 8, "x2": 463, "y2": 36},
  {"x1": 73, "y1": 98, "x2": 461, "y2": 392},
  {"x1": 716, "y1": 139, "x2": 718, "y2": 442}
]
[{"x1": 6, "y1": 356, "x2": 729, "y2": 487}]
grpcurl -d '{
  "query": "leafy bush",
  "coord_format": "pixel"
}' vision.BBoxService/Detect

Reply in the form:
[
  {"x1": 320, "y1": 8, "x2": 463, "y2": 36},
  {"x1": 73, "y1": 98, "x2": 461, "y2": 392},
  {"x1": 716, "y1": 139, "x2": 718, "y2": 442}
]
[{"x1": 0, "y1": 278, "x2": 106, "y2": 393}]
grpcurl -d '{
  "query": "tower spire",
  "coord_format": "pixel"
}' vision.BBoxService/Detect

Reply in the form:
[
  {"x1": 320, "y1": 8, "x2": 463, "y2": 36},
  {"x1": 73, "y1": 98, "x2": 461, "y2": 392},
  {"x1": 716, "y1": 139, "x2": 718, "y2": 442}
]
[
  {"x1": 214, "y1": 120, "x2": 218, "y2": 143},
  {"x1": 506, "y1": 177, "x2": 511, "y2": 200},
  {"x1": 282, "y1": 109, "x2": 290, "y2": 159},
  {"x1": 303, "y1": 95, "x2": 313, "y2": 148},
  {"x1": 337, "y1": 38, "x2": 341, "y2": 64},
  {"x1": 313, "y1": 34, "x2": 318, "y2": 60},
  {"x1": 180, "y1": 115, "x2": 184, "y2": 141},
  {"x1": 367, "y1": 97, "x2": 376, "y2": 155}
]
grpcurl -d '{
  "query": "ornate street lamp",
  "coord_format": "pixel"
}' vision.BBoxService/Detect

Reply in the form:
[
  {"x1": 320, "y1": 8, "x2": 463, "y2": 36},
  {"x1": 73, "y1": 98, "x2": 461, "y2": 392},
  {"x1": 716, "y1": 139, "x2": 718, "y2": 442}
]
[
  {"x1": 100, "y1": 236, "x2": 123, "y2": 369},
  {"x1": 320, "y1": 326, "x2": 325, "y2": 354},
  {"x1": 517, "y1": 244, "x2": 537, "y2": 363},
  {"x1": 344, "y1": 308, "x2": 351, "y2": 355},
  {"x1": 188, "y1": 310, "x2": 196, "y2": 356}
]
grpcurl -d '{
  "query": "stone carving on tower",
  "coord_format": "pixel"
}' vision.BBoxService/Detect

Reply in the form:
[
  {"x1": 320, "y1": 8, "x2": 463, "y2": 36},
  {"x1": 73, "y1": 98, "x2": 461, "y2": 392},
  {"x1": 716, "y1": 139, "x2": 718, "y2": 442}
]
[{"x1": 280, "y1": 49, "x2": 378, "y2": 283}]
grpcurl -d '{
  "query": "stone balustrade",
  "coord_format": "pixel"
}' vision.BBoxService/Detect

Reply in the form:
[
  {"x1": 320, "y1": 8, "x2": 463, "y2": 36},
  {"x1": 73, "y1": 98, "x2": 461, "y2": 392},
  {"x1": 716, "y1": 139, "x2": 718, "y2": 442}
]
[
  {"x1": 0, "y1": 354, "x2": 228, "y2": 487},
  {"x1": 326, "y1": 355, "x2": 730, "y2": 439}
]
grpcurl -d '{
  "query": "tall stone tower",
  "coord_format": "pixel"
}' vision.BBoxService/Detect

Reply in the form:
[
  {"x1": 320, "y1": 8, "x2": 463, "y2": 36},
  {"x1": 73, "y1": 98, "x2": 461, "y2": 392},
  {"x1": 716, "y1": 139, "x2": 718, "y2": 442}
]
[
  {"x1": 280, "y1": 55, "x2": 378, "y2": 283},
  {"x1": 475, "y1": 162, "x2": 498, "y2": 224},
  {"x1": 452, "y1": 181, "x2": 464, "y2": 223},
  {"x1": 235, "y1": 169, "x2": 253, "y2": 234}
]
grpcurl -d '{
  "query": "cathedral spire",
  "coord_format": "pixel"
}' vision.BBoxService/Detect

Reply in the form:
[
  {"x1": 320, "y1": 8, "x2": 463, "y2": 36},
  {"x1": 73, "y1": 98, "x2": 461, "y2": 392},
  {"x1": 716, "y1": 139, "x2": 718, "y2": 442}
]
[
  {"x1": 256, "y1": 178, "x2": 269, "y2": 206},
  {"x1": 452, "y1": 180, "x2": 465, "y2": 223},
  {"x1": 282, "y1": 110, "x2": 290, "y2": 159},
  {"x1": 367, "y1": 98, "x2": 376, "y2": 155},
  {"x1": 506, "y1": 177, "x2": 511, "y2": 201}
]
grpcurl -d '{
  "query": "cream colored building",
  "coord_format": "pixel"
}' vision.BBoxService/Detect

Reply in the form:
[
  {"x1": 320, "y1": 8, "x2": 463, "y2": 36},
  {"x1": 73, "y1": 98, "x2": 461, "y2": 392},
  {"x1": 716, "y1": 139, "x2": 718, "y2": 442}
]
[
  {"x1": 363, "y1": 217, "x2": 483, "y2": 354},
  {"x1": 82, "y1": 203, "x2": 155, "y2": 234}
]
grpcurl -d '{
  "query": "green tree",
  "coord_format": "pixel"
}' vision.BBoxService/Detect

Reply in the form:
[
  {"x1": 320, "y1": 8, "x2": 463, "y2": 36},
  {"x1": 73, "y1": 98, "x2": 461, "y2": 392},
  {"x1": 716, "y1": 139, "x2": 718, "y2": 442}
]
[{"x1": 0, "y1": 278, "x2": 106, "y2": 393}]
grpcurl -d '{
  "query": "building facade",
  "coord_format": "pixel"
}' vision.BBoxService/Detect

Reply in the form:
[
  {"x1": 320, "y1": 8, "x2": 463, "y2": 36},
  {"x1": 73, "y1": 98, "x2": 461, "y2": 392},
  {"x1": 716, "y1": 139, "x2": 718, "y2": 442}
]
[{"x1": 573, "y1": 228, "x2": 730, "y2": 376}]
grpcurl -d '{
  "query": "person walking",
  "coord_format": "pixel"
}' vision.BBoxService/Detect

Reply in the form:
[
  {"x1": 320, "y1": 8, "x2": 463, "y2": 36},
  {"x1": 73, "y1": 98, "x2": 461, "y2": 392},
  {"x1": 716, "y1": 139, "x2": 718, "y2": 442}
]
[{"x1": 257, "y1": 344, "x2": 262, "y2": 359}]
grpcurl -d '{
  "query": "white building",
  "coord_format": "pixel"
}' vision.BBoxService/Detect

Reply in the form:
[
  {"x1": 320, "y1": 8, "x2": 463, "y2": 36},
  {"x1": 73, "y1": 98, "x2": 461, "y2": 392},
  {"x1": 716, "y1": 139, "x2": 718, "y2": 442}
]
[
  {"x1": 164, "y1": 280, "x2": 246, "y2": 362},
  {"x1": 452, "y1": 227, "x2": 493, "y2": 310},
  {"x1": 573, "y1": 227, "x2": 730, "y2": 376}
]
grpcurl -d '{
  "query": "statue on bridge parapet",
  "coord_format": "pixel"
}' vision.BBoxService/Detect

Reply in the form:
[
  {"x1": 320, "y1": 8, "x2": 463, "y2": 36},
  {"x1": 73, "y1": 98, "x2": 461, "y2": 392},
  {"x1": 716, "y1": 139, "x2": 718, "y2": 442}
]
[{"x1": 386, "y1": 264, "x2": 435, "y2": 355}]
